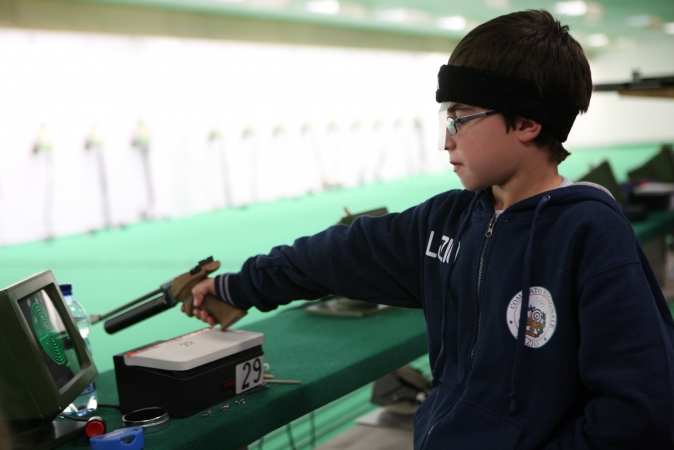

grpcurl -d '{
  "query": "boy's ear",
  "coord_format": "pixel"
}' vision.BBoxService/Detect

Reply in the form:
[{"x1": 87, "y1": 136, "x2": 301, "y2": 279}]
[{"x1": 516, "y1": 117, "x2": 542, "y2": 143}]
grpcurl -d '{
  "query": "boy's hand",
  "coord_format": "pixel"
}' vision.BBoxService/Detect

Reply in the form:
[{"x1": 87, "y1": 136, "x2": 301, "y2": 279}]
[
  {"x1": 182, "y1": 277, "x2": 217, "y2": 327},
  {"x1": 182, "y1": 277, "x2": 247, "y2": 330}
]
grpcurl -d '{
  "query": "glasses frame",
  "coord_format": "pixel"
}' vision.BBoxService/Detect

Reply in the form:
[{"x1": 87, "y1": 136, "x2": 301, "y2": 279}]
[{"x1": 446, "y1": 110, "x2": 498, "y2": 136}]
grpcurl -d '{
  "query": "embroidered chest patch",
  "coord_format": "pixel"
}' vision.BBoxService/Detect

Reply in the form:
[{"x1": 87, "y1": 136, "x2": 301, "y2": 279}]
[{"x1": 507, "y1": 287, "x2": 557, "y2": 348}]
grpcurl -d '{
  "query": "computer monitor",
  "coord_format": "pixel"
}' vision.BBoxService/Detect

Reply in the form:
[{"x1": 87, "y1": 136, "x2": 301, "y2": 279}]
[{"x1": 0, "y1": 270, "x2": 98, "y2": 450}]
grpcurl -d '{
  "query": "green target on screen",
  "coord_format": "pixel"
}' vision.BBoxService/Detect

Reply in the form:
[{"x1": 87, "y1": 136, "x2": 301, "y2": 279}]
[{"x1": 31, "y1": 302, "x2": 67, "y2": 366}]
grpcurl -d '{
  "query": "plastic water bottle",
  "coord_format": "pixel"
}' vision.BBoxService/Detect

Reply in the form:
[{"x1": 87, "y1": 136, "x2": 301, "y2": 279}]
[{"x1": 60, "y1": 283, "x2": 98, "y2": 416}]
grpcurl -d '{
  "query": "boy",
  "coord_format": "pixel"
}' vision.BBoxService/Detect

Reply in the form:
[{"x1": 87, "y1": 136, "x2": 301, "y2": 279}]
[{"x1": 188, "y1": 10, "x2": 674, "y2": 449}]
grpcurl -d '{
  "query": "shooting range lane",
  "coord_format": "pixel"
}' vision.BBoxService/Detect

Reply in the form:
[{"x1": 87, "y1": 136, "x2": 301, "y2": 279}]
[
  {"x1": 0, "y1": 171, "x2": 456, "y2": 377},
  {"x1": 3, "y1": 143, "x2": 674, "y2": 448},
  {"x1": 59, "y1": 306, "x2": 427, "y2": 450}
]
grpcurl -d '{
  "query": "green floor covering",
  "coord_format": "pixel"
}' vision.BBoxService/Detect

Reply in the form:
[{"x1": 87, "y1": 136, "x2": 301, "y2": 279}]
[
  {"x1": 2, "y1": 141, "x2": 674, "y2": 448},
  {"x1": 0, "y1": 141, "x2": 668, "y2": 374},
  {"x1": 0, "y1": 170, "x2": 461, "y2": 374}
]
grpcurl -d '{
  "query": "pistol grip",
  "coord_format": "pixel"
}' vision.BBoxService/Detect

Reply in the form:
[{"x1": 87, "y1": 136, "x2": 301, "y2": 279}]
[{"x1": 201, "y1": 294, "x2": 247, "y2": 330}]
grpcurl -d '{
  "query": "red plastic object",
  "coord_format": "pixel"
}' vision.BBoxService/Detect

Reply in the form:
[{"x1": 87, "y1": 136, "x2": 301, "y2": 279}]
[{"x1": 85, "y1": 417, "x2": 107, "y2": 439}]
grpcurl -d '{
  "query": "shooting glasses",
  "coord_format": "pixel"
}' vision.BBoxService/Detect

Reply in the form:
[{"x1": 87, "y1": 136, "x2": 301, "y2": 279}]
[{"x1": 437, "y1": 102, "x2": 498, "y2": 151}]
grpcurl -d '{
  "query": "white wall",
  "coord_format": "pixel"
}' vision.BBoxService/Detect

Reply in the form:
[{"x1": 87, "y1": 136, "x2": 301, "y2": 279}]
[
  {"x1": 567, "y1": 39, "x2": 674, "y2": 149},
  {"x1": 2, "y1": 27, "x2": 671, "y2": 246},
  {"x1": 0, "y1": 29, "x2": 449, "y2": 246}
]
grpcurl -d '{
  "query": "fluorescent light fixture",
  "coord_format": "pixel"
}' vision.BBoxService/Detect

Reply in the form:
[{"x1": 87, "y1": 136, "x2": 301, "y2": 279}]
[
  {"x1": 586, "y1": 33, "x2": 608, "y2": 47},
  {"x1": 482, "y1": 0, "x2": 510, "y2": 9},
  {"x1": 339, "y1": 2, "x2": 369, "y2": 19},
  {"x1": 376, "y1": 8, "x2": 433, "y2": 25},
  {"x1": 437, "y1": 16, "x2": 467, "y2": 31},
  {"x1": 305, "y1": 0, "x2": 340, "y2": 15},
  {"x1": 246, "y1": 0, "x2": 290, "y2": 9},
  {"x1": 376, "y1": 8, "x2": 409, "y2": 23},
  {"x1": 627, "y1": 15, "x2": 652, "y2": 28},
  {"x1": 554, "y1": 1, "x2": 587, "y2": 17},
  {"x1": 665, "y1": 22, "x2": 674, "y2": 35}
]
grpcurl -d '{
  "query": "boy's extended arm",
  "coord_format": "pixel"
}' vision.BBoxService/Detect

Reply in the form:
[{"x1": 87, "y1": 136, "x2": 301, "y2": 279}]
[
  {"x1": 546, "y1": 246, "x2": 674, "y2": 449},
  {"x1": 216, "y1": 208, "x2": 425, "y2": 312}
]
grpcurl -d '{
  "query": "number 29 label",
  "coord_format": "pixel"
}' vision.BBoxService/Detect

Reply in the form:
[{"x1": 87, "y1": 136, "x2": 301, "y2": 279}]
[{"x1": 235, "y1": 355, "x2": 264, "y2": 394}]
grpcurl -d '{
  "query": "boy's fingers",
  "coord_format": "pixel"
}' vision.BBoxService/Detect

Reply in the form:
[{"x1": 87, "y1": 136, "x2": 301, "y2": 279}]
[
  {"x1": 201, "y1": 310, "x2": 214, "y2": 326},
  {"x1": 191, "y1": 278, "x2": 216, "y2": 308},
  {"x1": 189, "y1": 279, "x2": 220, "y2": 326},
  {"x1": 193, "y1": 308, "x2": 213, "y2": 324}
]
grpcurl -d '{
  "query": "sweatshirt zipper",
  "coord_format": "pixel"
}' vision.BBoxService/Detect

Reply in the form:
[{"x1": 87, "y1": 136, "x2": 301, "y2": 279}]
[
  {"x1": 420, "y1": 418, "x2": 441, "y2": 450},
  {"x1": 471, "y1": 215, "x2": 497, "y2": 365},
  {"x1": 421, "y1": 215, "x2": 498, "y2": 450}
]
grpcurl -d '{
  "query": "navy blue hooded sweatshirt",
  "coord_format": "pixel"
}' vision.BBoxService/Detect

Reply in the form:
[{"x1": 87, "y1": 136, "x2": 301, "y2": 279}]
[{"x1": 216, "y1": 185, "x2": 674, "y2": 449}]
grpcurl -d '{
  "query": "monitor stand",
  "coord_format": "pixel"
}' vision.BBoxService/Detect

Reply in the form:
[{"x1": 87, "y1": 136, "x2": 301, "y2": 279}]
[{"x1": 10, "y1": 419, "x2": 86, "y2": 450}]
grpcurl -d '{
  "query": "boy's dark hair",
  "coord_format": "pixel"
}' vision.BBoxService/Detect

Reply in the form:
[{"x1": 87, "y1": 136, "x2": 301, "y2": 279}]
[{"x1": 448, "y1": 10, "x2": 592, "y2": 163}]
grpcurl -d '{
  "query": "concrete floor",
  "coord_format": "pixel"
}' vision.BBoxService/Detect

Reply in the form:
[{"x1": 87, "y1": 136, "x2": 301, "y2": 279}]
[
  {"x1": 315, "y1": 425, "x2": 413, "y2": 450},
  {"x1": 316, "y1": 409, "x2": 414, "y2": 450}
]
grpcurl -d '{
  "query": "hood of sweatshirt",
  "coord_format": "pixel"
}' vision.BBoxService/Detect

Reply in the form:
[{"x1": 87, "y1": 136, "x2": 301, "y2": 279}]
[{"x1": 424, "y1": 183, "x2": 638, "y2": 409}]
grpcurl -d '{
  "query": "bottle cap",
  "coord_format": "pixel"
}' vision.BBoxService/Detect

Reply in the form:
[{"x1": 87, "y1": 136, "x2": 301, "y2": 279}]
[
  {"x1": 59, "y1": 283, "x2": 72, "y2": 296},
  {"x1": 85, "y1": 416, "x2": 106, "y2": 438}
]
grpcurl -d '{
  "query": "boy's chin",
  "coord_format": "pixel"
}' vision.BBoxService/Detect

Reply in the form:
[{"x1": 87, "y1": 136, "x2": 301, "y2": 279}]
[{"x1": 457, "y1": 178, "x2": 490, "y2": 192}]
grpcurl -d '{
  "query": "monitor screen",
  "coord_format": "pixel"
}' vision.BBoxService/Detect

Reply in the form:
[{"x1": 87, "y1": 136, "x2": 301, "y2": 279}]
[
  {"x1": 0, "y1": 270, "x2": 97, "y2": 448},
  {"x1": 18, "y1": 289, "x2": 82, "y2": 392}
]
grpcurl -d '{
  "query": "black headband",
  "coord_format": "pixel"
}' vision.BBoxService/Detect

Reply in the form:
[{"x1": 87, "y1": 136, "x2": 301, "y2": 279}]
[{"x1": 436, "y1": 64, "x2": 579, "y2": 142}]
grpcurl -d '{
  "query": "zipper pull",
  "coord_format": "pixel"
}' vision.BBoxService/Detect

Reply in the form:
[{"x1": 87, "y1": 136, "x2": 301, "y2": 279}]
[{"x1": 485, "y1": 216, "x2": 497, "y2": 238}]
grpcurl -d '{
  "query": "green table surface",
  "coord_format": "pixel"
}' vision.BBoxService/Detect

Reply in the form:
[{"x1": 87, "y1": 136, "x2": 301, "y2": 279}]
[
  {"x1": 53, "y1": 209, "x2": 674, "y2": 450},
  {"x1": 631, "y1": 210, "x2": 674, "y2": 244},
  {"x1": 57, "y1": 305, "x2": 428, "y2": 450}
]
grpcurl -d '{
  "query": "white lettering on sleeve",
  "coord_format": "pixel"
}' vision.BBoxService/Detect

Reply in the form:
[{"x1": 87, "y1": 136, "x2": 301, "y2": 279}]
[
  {"x1": 426, "y1": 231, "x2": 438, "y2": 258},
  {"x1": 443, "y1": 239, "x2": 454, "y2": 263},
  {"x1": 438, "y1": 236, "x2": 450, "y2": 261}
]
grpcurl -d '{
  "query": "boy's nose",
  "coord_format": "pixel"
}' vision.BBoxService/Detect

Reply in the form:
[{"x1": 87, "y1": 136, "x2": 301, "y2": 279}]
[{"x1": 443, "y1": 130, "x2": 456, "y2": 151}]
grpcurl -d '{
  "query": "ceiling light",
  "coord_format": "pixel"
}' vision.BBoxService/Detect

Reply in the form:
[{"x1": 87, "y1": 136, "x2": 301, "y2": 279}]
[
  {"x1": 437, "y1": 16, "x2": 467, "y2": 31},
  {"x1": 376, "y1": 9, "x2": 409, "y2": 23},
  {"x1": 482, "y1": 0, "x2": 510, "y2": 8},
  {"x1": 339, "y1": 2, "x2": 369, "y2": 19},
  {"x1": 376, "y1": 8, "x2": 432, "y2": 25},
  {"x1": 665, "y1": 22, "x2": 674, "y2": 35},
  {"x1": 587, "y1": 33, "x2": 608, "y2": 47},
  {"x1": 554, "y1": 1, "x2": 587, "y2": 17},
  {"x1": 627, "y1": 15, "x2": 652, "y2": 28},
  {"x1": 305, "y1": 0, "x2": 340, "y2": 15},
  {"x1": 246, "y1": 0, "x2": 290, "y2": 9}
]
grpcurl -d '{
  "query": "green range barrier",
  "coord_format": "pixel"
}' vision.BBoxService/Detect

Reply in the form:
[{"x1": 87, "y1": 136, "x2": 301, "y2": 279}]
[{"x1": 1, "y1": 142, "x2": 671, "y2": 449}]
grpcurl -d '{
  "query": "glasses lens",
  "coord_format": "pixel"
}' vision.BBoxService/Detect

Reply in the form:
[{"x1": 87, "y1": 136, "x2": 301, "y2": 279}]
[
  {"x1": 446, "y1": 117, "x2": 457, "y2": 136},
  {"x1": 437, "y1": 102, "x2": 451, "y2": 151}
]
